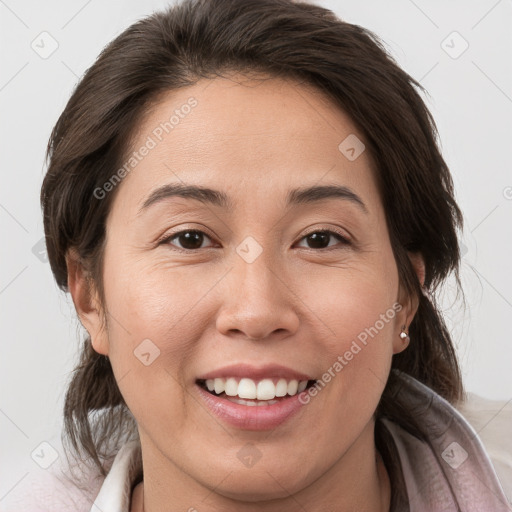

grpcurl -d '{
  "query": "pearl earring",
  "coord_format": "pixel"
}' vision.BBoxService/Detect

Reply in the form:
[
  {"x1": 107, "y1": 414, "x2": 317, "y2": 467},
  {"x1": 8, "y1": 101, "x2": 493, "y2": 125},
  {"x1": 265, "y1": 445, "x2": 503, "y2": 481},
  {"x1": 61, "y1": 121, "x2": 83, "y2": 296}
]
[{"x1": 400, "y1": 326, "x2": 409, "y2": 342}]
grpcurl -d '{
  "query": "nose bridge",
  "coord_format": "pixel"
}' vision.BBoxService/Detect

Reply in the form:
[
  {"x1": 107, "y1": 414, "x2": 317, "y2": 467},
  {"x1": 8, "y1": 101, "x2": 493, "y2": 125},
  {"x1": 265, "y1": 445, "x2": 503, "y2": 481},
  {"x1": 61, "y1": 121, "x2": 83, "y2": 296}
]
[
  {"x1": 232, "y1": 235, "x2": 282, "y2": 309},
  {"x1": 236, "y1": 237, "x2": 277, "y2": 296},
  {"x1": 215, "y1": 236, "x2": 299, "y2": 340}
]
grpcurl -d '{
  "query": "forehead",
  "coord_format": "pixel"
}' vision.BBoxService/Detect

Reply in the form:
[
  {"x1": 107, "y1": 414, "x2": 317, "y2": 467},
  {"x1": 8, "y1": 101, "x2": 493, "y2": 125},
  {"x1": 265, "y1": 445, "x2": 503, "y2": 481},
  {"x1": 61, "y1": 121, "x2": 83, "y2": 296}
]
[{"x1": 116, "y1": 73, "x2": 379, "y2": 213}]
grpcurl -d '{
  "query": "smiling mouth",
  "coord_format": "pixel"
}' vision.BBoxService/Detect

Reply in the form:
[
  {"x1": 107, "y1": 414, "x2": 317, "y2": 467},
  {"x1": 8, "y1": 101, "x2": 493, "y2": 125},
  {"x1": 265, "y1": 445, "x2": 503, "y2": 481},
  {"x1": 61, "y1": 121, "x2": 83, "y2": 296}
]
[{"x1": 196, "y1": 378, "x2": 317, "y2": 406}]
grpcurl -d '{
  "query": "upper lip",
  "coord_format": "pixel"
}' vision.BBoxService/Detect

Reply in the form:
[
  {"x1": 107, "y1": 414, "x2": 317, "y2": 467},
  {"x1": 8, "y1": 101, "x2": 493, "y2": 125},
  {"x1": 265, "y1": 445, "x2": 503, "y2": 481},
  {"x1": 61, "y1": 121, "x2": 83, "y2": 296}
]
[{"x1": 196, "y1": 363, "x2": 315, "y2": 382}]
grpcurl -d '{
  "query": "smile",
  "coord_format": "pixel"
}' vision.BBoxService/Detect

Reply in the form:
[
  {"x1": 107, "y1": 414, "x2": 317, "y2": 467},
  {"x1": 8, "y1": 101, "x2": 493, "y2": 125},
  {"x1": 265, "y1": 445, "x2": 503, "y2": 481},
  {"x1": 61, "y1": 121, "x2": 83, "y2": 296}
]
[
  {"x1": 197, "y1": 377, "x2": 316, "y2": 404},
  {"x1": 195, "y1": 364, "x2": 318, "y2": 430}
]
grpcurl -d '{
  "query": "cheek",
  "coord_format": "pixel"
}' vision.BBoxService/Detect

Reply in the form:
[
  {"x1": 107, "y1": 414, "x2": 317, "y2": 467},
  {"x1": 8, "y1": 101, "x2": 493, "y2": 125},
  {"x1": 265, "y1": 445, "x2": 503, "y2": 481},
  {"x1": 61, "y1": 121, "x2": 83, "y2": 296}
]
[
  {"x1": 103, "y1": 248, "x2": 213, "y2": 347},
  {"x1": 299, "y1": 288, "x2": 398, "y2": 460},
  {"x1": 99, "y1": 254, "x2": 213, "y2": 431},
  {"x1": 296, "y1": 253, "x2": 399, "y2": 406},
  {"x1": 298, "y1": 254, "x2": 399, "y2": 347}
]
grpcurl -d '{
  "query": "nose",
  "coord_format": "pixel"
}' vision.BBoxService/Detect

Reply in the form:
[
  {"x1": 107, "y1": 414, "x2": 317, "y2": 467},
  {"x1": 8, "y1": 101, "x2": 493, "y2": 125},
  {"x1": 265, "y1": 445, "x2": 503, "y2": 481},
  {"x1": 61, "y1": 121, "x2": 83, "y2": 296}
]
[{"x1": 215, "y1": 247, "x2": 300, "y2": 342}]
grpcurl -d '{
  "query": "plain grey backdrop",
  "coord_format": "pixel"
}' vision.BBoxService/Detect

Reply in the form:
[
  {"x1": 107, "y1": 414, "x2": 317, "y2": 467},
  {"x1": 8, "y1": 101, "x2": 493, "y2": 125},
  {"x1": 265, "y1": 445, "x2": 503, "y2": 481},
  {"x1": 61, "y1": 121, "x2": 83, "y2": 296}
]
[{"x1": 1, "y1": 0, "x2": 511, "y2": 505}]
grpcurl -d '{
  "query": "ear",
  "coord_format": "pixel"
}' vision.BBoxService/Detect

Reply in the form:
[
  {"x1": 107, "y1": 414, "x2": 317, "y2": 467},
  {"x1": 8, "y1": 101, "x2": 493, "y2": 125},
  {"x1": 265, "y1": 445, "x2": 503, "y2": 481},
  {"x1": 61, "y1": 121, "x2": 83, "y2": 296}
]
[
  {"x1": 66, "y1": 248, "x2": 109, "y2": 356},
  {"x1": 393, "y1": 251, "x2": 425, "y2": 355},
  {"x1": 408, "y1": 251, "x2": 425, "y2": 289}
]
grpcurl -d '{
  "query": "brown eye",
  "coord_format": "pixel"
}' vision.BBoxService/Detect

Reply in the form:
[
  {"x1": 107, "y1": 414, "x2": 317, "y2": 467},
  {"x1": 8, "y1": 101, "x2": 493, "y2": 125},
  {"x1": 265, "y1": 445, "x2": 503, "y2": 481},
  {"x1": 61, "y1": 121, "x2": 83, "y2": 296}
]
[
  {"x1": 163, "y1": 230, "x2": 214, "y2": 251},
  {"x1": 296, "y1": 230, "x2": 350, "y2": 250}
]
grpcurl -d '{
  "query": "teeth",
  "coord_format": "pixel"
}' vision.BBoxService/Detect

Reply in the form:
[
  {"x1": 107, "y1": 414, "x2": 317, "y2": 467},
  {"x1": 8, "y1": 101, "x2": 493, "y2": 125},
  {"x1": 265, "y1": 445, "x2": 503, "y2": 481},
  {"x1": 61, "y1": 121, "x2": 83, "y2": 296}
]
[
  {"x1": 203, "y1": 377, "x2": 310, "y2": 400},
  {"x1": 238, "y1": 378, "x2": 257, "y2": 399},
  {"x1": 225, "y1": 377, "x2": 238, "y2": 396},
  {"x1": 226, "y1": 397, "x2": 279, "y2": 406},
  {"x1": 257, "y1": 379, "x2": 275, "y2": 400},
  {"x1": 275, "y1": 379, "x2": 288, "y2": 397},
  {"x1": 287, "y1": 380, "x2": 298, "y2": 395},
  {"x1": 214, "y1": 378, "x2": 225, "y2": 394}
]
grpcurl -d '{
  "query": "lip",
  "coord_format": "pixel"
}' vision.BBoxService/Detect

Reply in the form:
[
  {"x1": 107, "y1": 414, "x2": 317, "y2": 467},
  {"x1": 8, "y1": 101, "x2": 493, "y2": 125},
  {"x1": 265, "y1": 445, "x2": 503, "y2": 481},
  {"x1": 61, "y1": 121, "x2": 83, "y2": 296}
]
[
  {"x1": 196, "y1": 363, "x2": 314, "y2": 382},
  {"x1": 196, "y1": 384, "x2": 308, "y2": 430}
]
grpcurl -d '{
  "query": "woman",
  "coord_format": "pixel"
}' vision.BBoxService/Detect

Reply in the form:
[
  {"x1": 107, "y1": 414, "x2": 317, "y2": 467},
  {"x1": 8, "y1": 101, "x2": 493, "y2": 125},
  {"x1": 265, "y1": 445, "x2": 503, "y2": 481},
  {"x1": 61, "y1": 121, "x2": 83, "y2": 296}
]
[{"x1": 37, "y1": 0, "x2": 511, "y2": 510}]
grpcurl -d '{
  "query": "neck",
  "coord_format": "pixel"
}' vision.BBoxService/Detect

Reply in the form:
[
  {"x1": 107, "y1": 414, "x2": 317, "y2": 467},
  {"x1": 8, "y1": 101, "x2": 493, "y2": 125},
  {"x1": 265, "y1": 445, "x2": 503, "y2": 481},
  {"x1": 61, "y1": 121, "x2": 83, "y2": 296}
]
[{"x1": 131, "y1": 421, "x2": 390, "y2": 512}]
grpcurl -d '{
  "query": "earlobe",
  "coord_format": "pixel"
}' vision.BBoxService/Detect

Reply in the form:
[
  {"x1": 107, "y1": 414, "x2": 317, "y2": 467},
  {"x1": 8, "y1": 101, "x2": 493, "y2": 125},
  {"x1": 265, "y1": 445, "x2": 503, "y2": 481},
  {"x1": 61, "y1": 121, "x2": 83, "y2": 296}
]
[
  {"x1": 393, "y1": 252, "x2": 425, "y2": 355},
  {"x1": 392, "y1": 324, "x2": 410, "y2": 354},
  {"x1": 65, "y1": 248, "x2": 109, "y2": 356}
]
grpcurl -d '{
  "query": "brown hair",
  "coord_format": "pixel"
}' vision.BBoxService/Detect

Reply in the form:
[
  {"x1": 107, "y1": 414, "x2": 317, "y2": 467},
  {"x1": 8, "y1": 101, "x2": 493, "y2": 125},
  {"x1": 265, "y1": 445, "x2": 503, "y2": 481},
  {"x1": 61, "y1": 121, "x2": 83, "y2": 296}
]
[{"x1": 41, "y1": 0, "x2": 463, "y2": 503}]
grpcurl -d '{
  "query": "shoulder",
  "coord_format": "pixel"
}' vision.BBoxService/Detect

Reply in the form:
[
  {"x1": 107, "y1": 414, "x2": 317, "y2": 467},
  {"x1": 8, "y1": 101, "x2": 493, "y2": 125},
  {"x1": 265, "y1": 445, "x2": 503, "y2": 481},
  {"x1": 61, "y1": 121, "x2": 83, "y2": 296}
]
[
  {"x1": 455, "y1": 392, "x2": 512, "y2": 500},
  {"x1": 1, "y1": 438, "x2": 106, "y2": 512},
  {"x1": 382, "y1": 370, "x2": 512, "y2": 510}
]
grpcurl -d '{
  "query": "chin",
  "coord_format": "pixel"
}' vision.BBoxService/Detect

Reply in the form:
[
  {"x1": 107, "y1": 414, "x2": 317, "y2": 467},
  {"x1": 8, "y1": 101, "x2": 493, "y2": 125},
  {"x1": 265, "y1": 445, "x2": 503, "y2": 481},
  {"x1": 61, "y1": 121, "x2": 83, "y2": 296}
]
[{"x1": 202, "y1": 461, "x2": 314, "y2": 502}]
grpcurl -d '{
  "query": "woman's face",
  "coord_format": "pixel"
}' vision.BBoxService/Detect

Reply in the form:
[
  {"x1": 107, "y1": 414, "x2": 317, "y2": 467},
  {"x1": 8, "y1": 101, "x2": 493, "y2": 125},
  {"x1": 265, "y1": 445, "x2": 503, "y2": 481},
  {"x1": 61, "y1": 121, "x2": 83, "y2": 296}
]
[{"x1": 79, "y1": 74, "x2": 416, "y2": 502}]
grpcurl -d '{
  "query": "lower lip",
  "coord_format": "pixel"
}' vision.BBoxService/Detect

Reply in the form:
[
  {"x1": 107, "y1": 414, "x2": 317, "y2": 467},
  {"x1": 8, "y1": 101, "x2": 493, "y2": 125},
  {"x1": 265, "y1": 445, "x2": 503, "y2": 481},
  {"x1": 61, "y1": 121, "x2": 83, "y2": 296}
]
[{"x1": 196, "y1": 385, "x2": 309, "y2": 430}]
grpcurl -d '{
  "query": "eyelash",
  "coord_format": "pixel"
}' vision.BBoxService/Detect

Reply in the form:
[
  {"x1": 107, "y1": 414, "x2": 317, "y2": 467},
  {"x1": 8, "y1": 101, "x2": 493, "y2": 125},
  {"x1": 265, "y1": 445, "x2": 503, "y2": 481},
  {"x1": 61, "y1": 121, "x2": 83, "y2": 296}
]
[{"x1": 158, "y1": 227, "x2": 351, "y2": 252}]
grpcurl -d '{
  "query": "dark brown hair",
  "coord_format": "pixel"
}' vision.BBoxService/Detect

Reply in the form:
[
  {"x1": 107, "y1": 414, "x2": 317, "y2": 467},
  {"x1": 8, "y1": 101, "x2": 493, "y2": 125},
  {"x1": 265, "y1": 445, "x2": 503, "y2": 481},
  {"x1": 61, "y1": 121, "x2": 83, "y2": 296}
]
[{"x1": 41, "y1": 0, "x2": 464, "y2": 503}]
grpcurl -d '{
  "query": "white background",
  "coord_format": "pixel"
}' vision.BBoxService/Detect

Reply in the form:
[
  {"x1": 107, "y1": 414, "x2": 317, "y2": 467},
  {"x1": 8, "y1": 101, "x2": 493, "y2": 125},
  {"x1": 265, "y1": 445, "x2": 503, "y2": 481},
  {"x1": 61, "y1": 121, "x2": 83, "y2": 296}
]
[{"x1": 1, "y1": 0, "x2": 511, "y2": 506}]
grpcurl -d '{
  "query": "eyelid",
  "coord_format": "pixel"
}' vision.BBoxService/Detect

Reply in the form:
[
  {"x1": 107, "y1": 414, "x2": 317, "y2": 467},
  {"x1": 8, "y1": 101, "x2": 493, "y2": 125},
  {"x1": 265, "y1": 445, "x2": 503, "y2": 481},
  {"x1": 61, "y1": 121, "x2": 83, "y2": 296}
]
[
  {"x1": 299, "y1": 225, "x2": 351, "y2": 243},
  {"x1": 156, "y1": 225, "x2": 218, "y2": 248},
  {"x1": 158, "y1": 225, "x2": 352, "y2": 252}
]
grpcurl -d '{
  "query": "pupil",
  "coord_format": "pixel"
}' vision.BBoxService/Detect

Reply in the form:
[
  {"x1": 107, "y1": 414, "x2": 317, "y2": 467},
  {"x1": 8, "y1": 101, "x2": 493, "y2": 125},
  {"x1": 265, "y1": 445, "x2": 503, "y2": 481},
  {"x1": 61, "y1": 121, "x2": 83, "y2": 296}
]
[
  {"x1": 180, "y1": 231, "x2": 203, "y2": 249},
  {"x1": 308, "y1": 232, "x2": 329, "y2": 249}
]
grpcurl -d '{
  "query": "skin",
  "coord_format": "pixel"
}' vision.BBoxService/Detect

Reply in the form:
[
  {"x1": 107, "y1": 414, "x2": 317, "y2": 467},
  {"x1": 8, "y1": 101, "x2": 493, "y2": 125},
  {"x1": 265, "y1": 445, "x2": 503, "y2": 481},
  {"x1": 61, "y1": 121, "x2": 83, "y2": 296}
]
[{"x1": 67, "y1": 73, "x2": 424, "y2": 512}]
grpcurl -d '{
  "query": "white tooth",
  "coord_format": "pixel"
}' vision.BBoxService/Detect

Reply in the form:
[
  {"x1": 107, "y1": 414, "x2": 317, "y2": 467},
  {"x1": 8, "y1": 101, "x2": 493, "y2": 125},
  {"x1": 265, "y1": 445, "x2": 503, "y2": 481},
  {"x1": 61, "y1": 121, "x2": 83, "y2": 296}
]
[
  {"x1": 275, "y1": 379, "x2": 288, "y2": 397},
  {"x1": 287, "y1": 379, "x2": 298, "y2": 395},
  {"x1": 214, "y1": 378, "x2": 225, "y2": 394},
  {"x1": 298, "y1": 380, "x2": 307, "y2": 392},
  {"x1": 225, "y1": 377, "x2": 238, "y2": 396},
  {"x1": 209, "y1": 376, "x2": 305, "y2": 399},
  {"x1": 226, "y1": 396, "x2": 279, "y2": 406},
  {"x1": 257, "y1": 379, "x2": 276, "y2": 400},
  {"x1": 238, "y1": 378, "x2": 257, "y2": 399}
]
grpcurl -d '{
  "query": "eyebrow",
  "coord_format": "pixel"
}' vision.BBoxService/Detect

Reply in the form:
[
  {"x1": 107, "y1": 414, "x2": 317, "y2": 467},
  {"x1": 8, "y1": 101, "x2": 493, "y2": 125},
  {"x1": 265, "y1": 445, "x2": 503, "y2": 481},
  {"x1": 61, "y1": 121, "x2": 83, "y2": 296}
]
[{"x1": 138, "y1": 183, "x2": 368, "y2": 214}]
